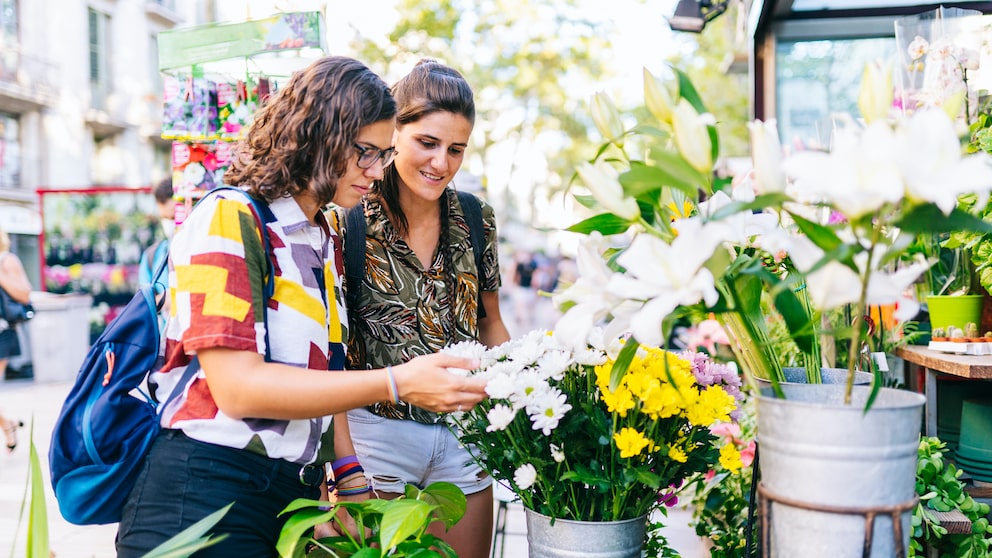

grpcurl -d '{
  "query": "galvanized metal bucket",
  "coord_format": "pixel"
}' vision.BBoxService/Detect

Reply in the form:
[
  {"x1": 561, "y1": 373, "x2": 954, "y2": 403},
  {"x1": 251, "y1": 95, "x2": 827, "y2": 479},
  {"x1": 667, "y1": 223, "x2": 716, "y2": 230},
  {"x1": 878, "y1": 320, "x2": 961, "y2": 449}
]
[
  {"x1": 757, "y1": 384, "x2": 924, "y2": 557},
  {"x1": 524, "y1": 509, "x2": 647, "y2": 558}
]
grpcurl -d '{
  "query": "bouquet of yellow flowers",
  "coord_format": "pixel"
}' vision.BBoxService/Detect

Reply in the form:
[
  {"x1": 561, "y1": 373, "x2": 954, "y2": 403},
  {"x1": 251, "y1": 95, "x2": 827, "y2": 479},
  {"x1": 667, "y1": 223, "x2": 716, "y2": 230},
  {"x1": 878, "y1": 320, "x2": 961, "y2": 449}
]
[{"x1": 445, "y1": 330, "x2": 743, "y2": 522}]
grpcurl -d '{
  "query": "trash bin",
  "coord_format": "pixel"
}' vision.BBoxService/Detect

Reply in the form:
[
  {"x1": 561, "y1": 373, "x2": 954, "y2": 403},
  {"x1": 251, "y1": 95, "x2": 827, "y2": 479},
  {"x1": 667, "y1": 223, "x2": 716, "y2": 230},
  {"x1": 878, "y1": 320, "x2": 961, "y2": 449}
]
[{"x1": 27, "y1": 292, "x2": 93, "y2": 383}]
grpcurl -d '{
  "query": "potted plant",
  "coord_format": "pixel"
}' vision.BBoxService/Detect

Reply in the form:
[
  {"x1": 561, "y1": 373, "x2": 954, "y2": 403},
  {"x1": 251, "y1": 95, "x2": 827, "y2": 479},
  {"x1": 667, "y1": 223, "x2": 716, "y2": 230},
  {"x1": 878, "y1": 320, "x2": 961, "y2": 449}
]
[
  {"x1": 275, "y1": 481, "x2": 466, "y2": 558},
  {"x1": 548, "y1": 60, "x2": 992, "y2": 555},
  {"x1": 444, "y1": 331, "x2": 744, "y2": 557}
]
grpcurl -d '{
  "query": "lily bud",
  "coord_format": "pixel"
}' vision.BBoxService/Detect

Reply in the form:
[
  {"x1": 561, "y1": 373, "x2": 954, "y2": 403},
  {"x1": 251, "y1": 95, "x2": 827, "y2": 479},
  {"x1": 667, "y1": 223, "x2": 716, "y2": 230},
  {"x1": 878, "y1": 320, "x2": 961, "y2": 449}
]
[
  {"x1": 857, "y1": 61, "x2": 893, "y2": 124},
  {"x1": 643, "y1": 68, "x2": 676, "y2": 125},
  {"x1": 591, "y1": 92, "x2": 625, "y2": 148},
  {"x1": 748, "y1": 119, "x2": 786, "y2": 193},
  {"x1": 672, "y1": 99, "x2": 713, "y2": 175},
  {"x1": 576, "y1": 161, "x2": 640, "y2": 221}
]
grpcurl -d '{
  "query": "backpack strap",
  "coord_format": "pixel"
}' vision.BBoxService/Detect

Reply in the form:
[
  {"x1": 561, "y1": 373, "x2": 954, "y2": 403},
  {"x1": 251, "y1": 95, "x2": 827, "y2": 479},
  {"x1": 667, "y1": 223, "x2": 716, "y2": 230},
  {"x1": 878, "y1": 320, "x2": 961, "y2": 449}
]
[
  {"x1": 343, "y1": 192, "x2": 488, "y2": 320},
  {"x1": 344, "y1": 202, "x2": 367, "y2": 313},
  {"x1": 456, "y1": 191, "x2": 487, "y2": 319}
]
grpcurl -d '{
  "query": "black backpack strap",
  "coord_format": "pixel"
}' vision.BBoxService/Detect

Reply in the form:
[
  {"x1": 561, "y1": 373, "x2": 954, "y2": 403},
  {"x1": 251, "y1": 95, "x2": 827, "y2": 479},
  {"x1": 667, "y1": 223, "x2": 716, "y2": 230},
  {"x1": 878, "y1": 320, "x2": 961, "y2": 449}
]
[
  {"x1": 344, "y1": 202, "x2": 367, "y2": 312},
  {"x1": 456, "y1": 190, "x2": 487, "y2": 319}
]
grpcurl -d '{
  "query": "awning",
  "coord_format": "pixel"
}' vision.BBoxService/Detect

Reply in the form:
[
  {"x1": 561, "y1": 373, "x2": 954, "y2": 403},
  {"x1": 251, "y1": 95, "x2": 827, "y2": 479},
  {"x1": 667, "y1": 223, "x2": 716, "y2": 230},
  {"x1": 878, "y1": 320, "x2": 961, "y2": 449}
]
[{"x1": 0, "y1": 203, "x2": 42, "y2": 235}]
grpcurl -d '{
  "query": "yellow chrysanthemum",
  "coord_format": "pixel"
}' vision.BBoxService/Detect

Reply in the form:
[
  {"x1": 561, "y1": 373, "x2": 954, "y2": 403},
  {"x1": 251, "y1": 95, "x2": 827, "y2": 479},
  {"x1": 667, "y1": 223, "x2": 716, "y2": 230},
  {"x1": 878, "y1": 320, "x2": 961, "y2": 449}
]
[
  {"x1": 685, "y1": 386, "x2": 736, "y2": 426},
  {"x1": 600, "y1": 384, "x2": 636, "y2": 416},
  {"x1": 641, "y1": 382, "x2": 683, "y2": 419},
  {"x1": 614, "y1": 427, "x2": 652, "y2": 458},
  {"x1": 668, "y1": 445, "x2": 688, "y2": 463},
  {"x1": 719, "y1": 443, "x2": 744, "y2": 473}
]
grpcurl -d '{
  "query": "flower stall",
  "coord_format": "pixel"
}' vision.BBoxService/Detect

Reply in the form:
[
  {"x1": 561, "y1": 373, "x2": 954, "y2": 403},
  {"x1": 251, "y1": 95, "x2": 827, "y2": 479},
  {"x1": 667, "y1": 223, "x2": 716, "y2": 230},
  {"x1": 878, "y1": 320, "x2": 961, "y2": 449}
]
[{"x1": 156, "y1": 11, "x2": 325, "y2": 214}]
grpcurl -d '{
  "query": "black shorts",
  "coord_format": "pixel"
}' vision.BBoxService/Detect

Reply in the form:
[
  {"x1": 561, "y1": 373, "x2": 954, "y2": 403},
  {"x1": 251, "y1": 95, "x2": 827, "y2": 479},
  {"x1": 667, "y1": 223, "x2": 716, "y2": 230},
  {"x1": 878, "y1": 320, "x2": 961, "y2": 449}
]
[{"x1": 0, "y1": 328, "x2": 20, "y2": 359}]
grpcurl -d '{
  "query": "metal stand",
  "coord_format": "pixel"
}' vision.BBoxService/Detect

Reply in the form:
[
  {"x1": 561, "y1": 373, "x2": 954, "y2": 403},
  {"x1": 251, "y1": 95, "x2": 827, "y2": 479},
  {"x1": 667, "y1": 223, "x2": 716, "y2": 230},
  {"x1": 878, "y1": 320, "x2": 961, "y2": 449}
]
[{"x1": 758, "y1": 482, "x2": 919, "y2": 558}]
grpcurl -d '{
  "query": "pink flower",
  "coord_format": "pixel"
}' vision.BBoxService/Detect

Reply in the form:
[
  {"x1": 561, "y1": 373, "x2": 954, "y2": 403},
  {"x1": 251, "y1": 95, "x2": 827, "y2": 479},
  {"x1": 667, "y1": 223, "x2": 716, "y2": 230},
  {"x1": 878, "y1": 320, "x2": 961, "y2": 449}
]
[
  {"x1": 685, "y1": 318, "x2": 730, "y2": 354},
  {"x1": 740, "y1": 440, "x2": 756, "y2": 468},
  {"x1": 710, "y1": 422, "x2": 742, "y2": 441}
]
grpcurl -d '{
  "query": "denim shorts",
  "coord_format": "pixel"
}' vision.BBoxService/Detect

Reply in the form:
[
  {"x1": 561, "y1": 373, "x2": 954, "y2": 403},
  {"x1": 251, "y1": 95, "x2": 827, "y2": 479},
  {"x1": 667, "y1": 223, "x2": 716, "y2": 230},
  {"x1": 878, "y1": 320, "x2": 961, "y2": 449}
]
[
  {"x1": 346, "y1": 407, "x2": 492, "y2": 495},
  {"x1": 116, "y1": 429, "x2": 322, "y2": 558}
]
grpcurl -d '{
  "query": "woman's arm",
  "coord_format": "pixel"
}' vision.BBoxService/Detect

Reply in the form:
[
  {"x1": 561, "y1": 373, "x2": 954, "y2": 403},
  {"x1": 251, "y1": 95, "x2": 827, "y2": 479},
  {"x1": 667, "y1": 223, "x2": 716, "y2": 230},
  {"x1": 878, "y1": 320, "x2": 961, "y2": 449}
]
[
  {"x1": 478, "y1": 290, "x2": 511, "y2": 347},
  {"x1": 0, "y1": 254, "x2": 33, "y2": 303},
  {"x1": 197, "y1": 348, "x2": 485, "y2": 420}
]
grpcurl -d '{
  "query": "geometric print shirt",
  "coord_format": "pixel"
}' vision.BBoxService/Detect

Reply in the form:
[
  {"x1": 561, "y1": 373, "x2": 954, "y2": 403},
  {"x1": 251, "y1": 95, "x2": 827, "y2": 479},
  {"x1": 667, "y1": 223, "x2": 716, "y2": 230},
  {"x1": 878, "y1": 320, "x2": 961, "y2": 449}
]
[
  {"x1": 151, "y1": 189, "x2": 347, "y2": 464},
  {"x1": 331, "y1": 188, "x2": 501, "y2": 425}
]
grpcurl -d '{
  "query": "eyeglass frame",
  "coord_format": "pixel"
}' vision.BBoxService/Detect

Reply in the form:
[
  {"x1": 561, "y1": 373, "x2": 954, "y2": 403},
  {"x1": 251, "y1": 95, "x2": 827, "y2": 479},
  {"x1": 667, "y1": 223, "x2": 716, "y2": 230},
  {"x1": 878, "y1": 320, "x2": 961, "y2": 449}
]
[{"x1": 353, "y1": 143, "x2": 397, "y2": 169}]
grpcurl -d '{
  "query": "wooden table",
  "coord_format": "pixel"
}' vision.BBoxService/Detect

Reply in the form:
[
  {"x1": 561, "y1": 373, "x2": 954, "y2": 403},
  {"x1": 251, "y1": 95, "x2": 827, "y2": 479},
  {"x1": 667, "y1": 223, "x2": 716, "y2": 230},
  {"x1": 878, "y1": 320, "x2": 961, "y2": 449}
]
[{"x1": 894, "y1": 345, "x2": 992, "y2": 438}]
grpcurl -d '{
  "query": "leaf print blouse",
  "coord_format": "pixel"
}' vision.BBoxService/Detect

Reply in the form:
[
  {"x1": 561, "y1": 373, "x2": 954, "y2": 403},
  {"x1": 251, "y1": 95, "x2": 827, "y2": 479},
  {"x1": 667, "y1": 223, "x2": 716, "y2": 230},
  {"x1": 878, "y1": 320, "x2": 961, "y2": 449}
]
[
  {"x1": 151, "y1": 190, "x2": 347, "y2": 464},
  {"x1": 331, "y1": 189, "x2": 502, "y2": 424}
]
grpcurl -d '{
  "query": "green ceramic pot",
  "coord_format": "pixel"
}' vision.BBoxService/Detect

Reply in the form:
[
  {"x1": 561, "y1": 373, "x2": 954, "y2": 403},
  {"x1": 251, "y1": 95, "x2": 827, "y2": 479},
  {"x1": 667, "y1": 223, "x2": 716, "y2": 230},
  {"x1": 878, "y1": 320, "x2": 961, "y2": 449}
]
[{"x1": 927, "y1": 294, "x2": 984, "y2": 332}]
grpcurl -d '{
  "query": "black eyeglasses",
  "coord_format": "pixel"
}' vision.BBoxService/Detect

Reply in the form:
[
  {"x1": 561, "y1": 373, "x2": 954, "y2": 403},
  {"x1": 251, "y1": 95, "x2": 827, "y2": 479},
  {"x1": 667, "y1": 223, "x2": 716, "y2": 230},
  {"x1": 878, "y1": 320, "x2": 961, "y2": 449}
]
[{"x1": 353, "y1": 144, "x2": 397, "y2": 169}]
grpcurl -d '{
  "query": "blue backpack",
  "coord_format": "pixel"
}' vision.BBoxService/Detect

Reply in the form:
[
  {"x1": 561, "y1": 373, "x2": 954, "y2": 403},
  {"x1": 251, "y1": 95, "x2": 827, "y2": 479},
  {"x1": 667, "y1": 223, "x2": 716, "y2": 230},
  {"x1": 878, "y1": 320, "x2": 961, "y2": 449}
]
[{"x1": 49, "y1": 187, "x2": 275, "y2": 525}]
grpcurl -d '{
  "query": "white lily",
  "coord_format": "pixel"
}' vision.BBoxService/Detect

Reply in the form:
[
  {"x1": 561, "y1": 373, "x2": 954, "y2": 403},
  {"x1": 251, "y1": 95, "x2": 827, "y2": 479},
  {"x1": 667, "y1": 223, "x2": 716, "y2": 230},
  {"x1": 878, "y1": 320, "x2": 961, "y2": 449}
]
[
  {"x1": 643, "y1": 67, "x2": 676, "y2": 125},
  {"x1": 896, "y1": 109, "x2": 992, "y2": 214},
  {"x1": 804, "y1": 261, "x2": 862, "y2": 311},
  {"x1": 857, "y1": 60, "x2": 894, "y2": 125},
  {"x1": 575, "y1": 161, "x2": 641, "y2": 221},
  {"x1": 606, "y1": 219, "x2": 725, "y2": 346},
  {"x1": 749, "y1": 119, "x2": 787, "y2": 194},
  {"x1": 552, "y1": 232, "x2": 624, "y2": 349},
  {"x1": 591, "y1": 92, "x2": 625, "y2": 148},
  {"x1": 782, "y1": 122, "x2": 904, "y2": 219},
  {"x1": 671, "y1": 99, "x2": 713, "y2": 175}
]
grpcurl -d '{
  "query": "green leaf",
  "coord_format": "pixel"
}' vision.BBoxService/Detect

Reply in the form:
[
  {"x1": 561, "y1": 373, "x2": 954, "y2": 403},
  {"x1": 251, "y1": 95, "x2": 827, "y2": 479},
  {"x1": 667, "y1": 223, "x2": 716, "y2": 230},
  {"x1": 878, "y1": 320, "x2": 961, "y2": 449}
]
[
  {"x1": 417, "y1": 482, "x2": 468, "y2": 528},
  {"x1": 788, "y1": 211, "x2": 844, "y2": 253},
  {"x1": 27, "y1": 421, "x2": 50, "y2": 558},
  {"x1": 274, "y1": 506, "x2": 336, "y2": 558},
  {"x1": 379, "y1": 500, "x2": 433, "y2": 552},
  {"x1": 707, "y1": 193, "x2": 791, "y2": 221},
  {"x1": 646, "y1": 145, "x2": 710, "y2": 197},
  {"x1": 566, "y1": 213, "x2": 631, "y2": 235},
  {"x1": 609, "y1": 337, "x2": 640, "y2": 391},
  {"x1": 895, "y1": 204, "x2": 992, "y2": 234},
  {"x1": 143, "y1": 503, "x2": 233, "y2": 558}
]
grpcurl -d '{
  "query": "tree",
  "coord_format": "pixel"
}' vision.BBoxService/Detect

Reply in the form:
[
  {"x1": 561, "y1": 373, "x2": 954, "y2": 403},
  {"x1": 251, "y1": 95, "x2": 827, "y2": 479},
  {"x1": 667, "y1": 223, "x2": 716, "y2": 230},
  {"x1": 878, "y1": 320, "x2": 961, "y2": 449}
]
[{"x1": 347, "y1": 0, "x2": 613, "y2": 228}]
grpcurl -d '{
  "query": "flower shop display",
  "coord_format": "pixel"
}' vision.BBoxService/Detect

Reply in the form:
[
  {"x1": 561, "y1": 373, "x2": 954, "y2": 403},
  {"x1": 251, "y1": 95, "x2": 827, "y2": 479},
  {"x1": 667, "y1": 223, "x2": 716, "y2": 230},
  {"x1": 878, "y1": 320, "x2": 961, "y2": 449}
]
[
  {"x1": 157, "y1": 12, "x2": 325, "y2": 214},
  {"x1": 444, "y1": 330, "x2": 744, "y2": 556},
  {"x1": 546, "y1": 57, "x2": 992, "y2": 556}
]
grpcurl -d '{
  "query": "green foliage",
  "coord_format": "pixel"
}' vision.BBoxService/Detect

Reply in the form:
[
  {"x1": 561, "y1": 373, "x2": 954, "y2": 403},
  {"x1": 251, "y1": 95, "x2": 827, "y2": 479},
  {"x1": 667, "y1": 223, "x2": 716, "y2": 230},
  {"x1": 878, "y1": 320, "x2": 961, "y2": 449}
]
[
  {"x1": 143, "y1": 505, "x2": 233, "y2": 558},
  {"x1": 24, "y1": 421, "x2": 50, "y2": 558},
  {"x1": 276, "y1": 482, "x2": 466, "y2": 558},
  {"x1": 909, "y1": 437, "x2": 992, "y2": 557},
  {"x1": 948, "y1": 97, "x2": 992, "y2": 298}
]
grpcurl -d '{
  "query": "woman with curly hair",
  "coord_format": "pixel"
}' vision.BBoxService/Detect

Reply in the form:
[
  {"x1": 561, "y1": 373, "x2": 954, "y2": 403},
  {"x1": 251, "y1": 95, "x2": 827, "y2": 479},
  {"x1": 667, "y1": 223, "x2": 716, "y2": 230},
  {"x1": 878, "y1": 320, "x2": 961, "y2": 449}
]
[{"x1": 115, "y1": 56, "x2": 486, "y2": 558}]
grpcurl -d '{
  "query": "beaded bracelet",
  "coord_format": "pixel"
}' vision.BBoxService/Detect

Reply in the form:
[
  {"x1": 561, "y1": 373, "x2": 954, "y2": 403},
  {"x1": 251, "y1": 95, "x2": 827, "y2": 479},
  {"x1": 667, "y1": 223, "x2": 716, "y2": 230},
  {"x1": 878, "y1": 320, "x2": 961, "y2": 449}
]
[
  {"x1": 385, "y1": 365, "x2": 400, "y2": 404},
  {"x1": 332, "y1": 455, "x2": 364, "y2": 481},
  {"x1": 336, "y1": 485, "x2": 371, "y2": 497}
]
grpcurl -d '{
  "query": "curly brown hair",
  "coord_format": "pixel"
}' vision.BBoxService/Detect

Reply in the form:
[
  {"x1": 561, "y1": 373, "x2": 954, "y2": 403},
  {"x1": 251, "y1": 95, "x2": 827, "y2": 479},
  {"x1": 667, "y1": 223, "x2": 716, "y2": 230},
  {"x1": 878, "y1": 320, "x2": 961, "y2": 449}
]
[
  {"x1": 371, "y1": 59, "x2": 475, "y2": 234},
  {"x1": 225, "y1": 56, "x2": 396, "y2": 207}
]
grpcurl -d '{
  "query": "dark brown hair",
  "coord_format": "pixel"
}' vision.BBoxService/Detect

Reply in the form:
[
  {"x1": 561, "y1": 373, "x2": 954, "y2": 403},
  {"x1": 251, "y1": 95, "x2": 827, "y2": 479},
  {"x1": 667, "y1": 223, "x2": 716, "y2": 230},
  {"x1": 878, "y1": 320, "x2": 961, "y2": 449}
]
[
  {"x1": 372, "y1": 59, "x2": 475, "y2": 234},
  {"x1": 225, "y1": 56, "x2": 396, "y2": 206},
  {"x1": 153, "y1": 178, "x2": 174, "y2": 204}
]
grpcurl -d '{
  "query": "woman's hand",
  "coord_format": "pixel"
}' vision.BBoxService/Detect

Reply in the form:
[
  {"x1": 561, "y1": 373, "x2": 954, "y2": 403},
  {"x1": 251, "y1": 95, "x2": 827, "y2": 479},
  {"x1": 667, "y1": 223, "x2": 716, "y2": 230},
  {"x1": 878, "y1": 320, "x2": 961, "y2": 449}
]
[{"x1": 391, "y1": 353, "x2": 486, "y2": 413}]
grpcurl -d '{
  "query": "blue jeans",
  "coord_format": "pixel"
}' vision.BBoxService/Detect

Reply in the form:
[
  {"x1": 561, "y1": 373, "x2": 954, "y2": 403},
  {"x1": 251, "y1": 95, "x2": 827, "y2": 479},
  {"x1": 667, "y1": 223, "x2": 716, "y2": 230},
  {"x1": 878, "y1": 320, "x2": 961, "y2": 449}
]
[{"x1": 116, "y1": 430, "x2": 322, "y2": 557}]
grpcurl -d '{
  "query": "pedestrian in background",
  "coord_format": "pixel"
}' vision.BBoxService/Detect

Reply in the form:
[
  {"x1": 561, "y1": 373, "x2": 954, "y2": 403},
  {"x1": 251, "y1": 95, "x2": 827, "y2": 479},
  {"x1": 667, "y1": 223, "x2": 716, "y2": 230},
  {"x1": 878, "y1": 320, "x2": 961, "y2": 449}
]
[
  {"x1": 138, "y1": 177, "x2": 176, "y2": 289},
  {"x1": 0, "y1": 225, "x2": 32, "y2": 451}
]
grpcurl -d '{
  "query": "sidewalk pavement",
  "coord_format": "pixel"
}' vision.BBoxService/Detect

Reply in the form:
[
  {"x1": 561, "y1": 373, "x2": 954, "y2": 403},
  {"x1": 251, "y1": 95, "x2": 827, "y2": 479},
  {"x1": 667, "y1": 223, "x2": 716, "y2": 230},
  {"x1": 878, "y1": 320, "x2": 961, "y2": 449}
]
[{"x1": 0, "y1": 378, "x2": 708, "y2": 558}]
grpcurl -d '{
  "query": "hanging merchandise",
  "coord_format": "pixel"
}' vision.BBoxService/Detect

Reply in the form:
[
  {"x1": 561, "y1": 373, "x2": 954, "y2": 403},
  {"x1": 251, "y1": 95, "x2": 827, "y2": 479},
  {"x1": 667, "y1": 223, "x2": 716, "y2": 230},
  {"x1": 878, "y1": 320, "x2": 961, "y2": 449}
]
[{"x1": 156, "y1": 11, "x2": 326, "y2": 222}]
